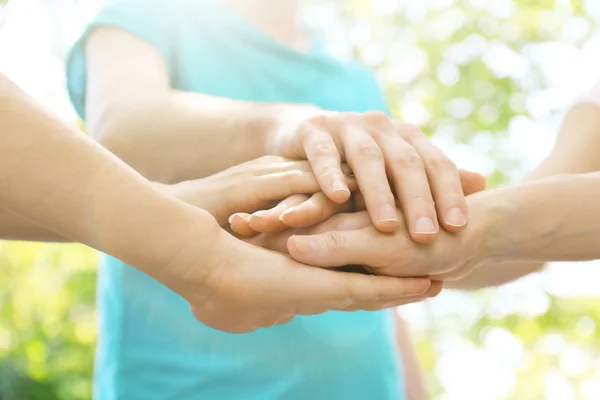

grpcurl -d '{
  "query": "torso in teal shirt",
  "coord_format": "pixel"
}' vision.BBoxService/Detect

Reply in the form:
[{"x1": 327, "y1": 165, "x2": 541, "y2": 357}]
[{"x1": 67, "y1": 1, "x2": 405, "y2": 399}]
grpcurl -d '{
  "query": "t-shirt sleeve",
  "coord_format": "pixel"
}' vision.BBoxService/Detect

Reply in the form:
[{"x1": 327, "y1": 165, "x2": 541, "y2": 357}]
[
  {"x1": 360, "y1": 67, "x2": 392, "y2": 116},
  {"x1": 66, "y1": 0, "x2": 172, "y2": 119}
]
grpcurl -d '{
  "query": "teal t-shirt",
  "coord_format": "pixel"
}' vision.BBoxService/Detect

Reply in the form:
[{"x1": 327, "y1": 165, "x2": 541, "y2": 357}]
[{"x1": 67, "y1": 1, "x2": 405, "y2": 399}]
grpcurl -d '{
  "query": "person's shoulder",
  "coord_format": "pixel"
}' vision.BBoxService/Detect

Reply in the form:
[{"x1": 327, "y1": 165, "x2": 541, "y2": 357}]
[{"x1": 92, "y1": 0, "x2": 174, "y2": 24}]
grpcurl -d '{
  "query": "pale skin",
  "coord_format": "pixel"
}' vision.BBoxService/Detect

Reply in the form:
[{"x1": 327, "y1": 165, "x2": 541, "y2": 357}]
[
  {"x1": 80, "y1": 0, "x2": 472, "y2": 395},
  {"x1": 85, "y1": 27, "x2": 479, "y2": 242},
  {"x1": 395, "y1": 315, "x2": 428, "y2": 400},
  {"x1": 244, "y1": 101, "x2": 600, "y2": 285},
  {"x1": 0, "y1": 74, "x2": 444, "y2": 334}
]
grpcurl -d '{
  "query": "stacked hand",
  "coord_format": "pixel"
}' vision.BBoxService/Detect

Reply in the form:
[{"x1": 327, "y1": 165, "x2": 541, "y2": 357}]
[
  {"x1": 157, "y1": 108, "x2": 488, "y2": 333},
  {"x1": 152, "y1": 156, "x2": 441, "y2": 334},
  {"x1": 267, "y1": 107, "x2": 479, "y2": 240}
]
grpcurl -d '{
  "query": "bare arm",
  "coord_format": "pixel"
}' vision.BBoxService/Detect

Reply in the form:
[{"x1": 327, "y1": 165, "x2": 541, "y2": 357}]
[
  {"x1": 395, "y1": 313, "x2": 428, "y2": 400},
  {"x1": 0, "y1": 206, "x2": 67, "y2": 242},
  {"x1": 468, "y1": 171, "x2": 600, "y2": 263},
  {"x1": 85, "y1": 27, "x2": 272, "y2": 184},
  {"x1": 447, "y1": 102, "x2": 600, "y2": 289},
  {"x1": 84, "y1": 26, "x2": 478, "y2": 238},
  {"x1": 0, "y1": 73, "x2": 436, "y2": 332},
  {"x1": 0, "y1": 73, "x2": 215, "y2": 269}
]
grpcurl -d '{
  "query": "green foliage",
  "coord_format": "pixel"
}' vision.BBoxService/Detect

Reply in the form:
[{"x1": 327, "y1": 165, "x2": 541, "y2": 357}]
[
  {"x1": 0, "y1": 242, "x2": 97, "y2": 400},
  {"x1": 323, "y1": 0, "x2": 600, "y2": 397}
]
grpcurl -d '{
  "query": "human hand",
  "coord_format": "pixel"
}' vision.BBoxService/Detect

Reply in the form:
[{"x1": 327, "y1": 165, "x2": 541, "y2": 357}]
[
  {"x1": 230, "y1": 168, "x2": 486, "y2": 237},
  {"x1": 267, "y1": 105, "x2": 483, "y2": 241},
  {"x1": 160, "y1": 156, "x2": 356, "y2": 225},
  {"x1": 155, "y1": 216, "x2": 441, "y2": 333},
  {"x1": 247, "y1": 208, "x2": 484, "y2": 282}
]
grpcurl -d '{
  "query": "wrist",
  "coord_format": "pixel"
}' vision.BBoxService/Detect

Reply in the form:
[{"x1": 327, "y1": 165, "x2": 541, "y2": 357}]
[
  {"x1": 460, "y1": 189, "x2": 513, "y2": 265},
  {"x1": 116, "y1": 191, "x2": 222, "y2": 282},
  {"x1": 153, "y1": 206, "x2": 227, "y2": 298},
  {"x1": 258, "y1": 103, "x2": 324, "y2": 155}
]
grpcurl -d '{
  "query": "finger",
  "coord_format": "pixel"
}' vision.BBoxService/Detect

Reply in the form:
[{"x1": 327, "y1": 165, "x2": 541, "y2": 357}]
[
  {"x1": 231, "y1": 238, "x2": 432, "y2": 315},
  {"x1": 287, "y1": 268, "x2": 433, "y2": 314},
  {"x1": 287, "y1": 226, "x2": 397, "y2": 270},
  {"x1": 459, "y1": 169, "x2": 487, "y2": 196},
  {"x1": 373, "y1": 130, "x2": 438, "y2": 243},
  {"x1": 342, "y1": 128, "x2": 399, "y2": 232},
  {"x1": 353, "y1": 191, "x2": 366, "y2": 211},
  {"x1": 279, "y1": 192, "x2": 353, "y2": 228},
  {"x1": 190, "y1": 305, "x2": 267, "y2": 334},
  {"x1": 337, "y1": 280, "x2": 443, "y2": 311},
  {"x1": 249, "y1": 194, "x2": 309, "y2": 233},
  {"x1": 301, "y1": 124, "x2": 351, "y2": 203},
  {"x1": 403, "y1": 130, "x2": 468, "y2": 233},
  {"x1": 310, "y1": 211, "x2": 372, "y2": 232},
  {"x1": 249, "y1": 211, "x2": 372, "y2": 254},
  {"x1": 287, "y1": 221, "x2": 435, "y2": 277},
  {"x1": 251, "y1": 157, "x2": 359, "y2": 192},
  {"x1": 250, "y1": 157, "x2": 313, "y2": 173},
  {"x1": 229, "y1": 213, "x2": 258, "y2": 237}
]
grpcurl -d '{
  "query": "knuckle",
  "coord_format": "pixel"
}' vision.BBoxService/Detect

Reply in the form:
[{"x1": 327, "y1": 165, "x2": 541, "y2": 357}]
[
  {"x1": 292, "y1": 160, "x2": 312, "y2": 171},
  {"x1": 389, "y1": 148, "x2": 424, "y2": 169},
  {"x1": 325, "y1": 230, "x2": 348, "y2": 250},
  {"x1": 428, "y1": 155, "x2": 457, "y2": 171},
  {"x1": 412, "y1": 195, "x2": 436, "y2": 208},
  {"x1": 311, "y1": 141, "x2": 339, "y2": 158},
  {"x1": 305, "y1": 115, "x2": 330, "y2": 129},
  {"x1": 279, "y1": 170, "x2": 301, "y2": 186},
  {"x1": 354, "y1": 140, "x2": 383, "y2": 160},
  {"x1": 397, "y1": 123, "x2": 424, "y2": 140},
  {"x1": 439, "y1": 193, "x2": 465, "y2": 208},
  {"x1": 373, "y1": 283, "x2": 390, "y2": 302},
  {"x1": 364, "y1": 110, "x2": 392, "y2": 128},
  {"x1": 257, "y1": 155, "x2": 285, "y2": 164},
  {"x1": 318, "y1": 164, "x2": 341, "y2": 179}
]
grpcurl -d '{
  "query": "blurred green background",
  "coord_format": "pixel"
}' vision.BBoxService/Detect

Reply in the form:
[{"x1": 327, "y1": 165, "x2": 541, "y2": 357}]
[{"x1": 1, "y1": 0, "x2": 600, "y2": 399}]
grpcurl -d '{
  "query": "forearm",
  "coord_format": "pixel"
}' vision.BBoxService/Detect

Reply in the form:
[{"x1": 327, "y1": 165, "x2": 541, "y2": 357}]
[
  {"x1": 0, "y1": 75, "x2": 217, "y2": 274},
  {"x1": 395, "y1": 314, "x2": 428, "y2": 400},
  {"x1": 446, "y1": 261, "x2": 544, "y2": 290},
  {"x1": 471, "y1": 172, "x2": 600, "y2": 263},
  {"x1": 0, "y1": 206, "x2": 68, "y2": 242},
  {"x1": 93, "y1": 91, "x2": 278, "y2": 183},
  {"x1": 528, "y1": 103, "x2": 600, "y2": 179},
  {"x1": 448, "y1": 102, "x2": 600, "y2": 289}
]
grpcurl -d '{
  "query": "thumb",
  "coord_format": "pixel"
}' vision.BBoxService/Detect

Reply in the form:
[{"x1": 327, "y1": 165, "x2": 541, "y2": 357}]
[{"x1": 287, "y1": 227, "x2": 389, "y2": 268}]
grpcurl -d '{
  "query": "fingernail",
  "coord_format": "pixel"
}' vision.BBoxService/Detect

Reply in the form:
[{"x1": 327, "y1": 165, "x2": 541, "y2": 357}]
[
  {"x1": 445, "y1": 207, "x2": 467, "y2": 227},
  {"x1": 378, "y1": 204, "x2": 399, "y2": 223},
  {"x1": 415, "y1": 217, "x2": 436, "y2": 235},
  {"x1": 252, "y1": 210, "x2": 268, "y2": 218},
  {"x1": 290, "y1": 236, "x2": 317, "y2": 256},
  {"x1": 382, "y1": 302, "x2": 399, "y2": 309},
  {"x1": 279, "y1": 207, "x2": 296, "y2": 221},
  {"x1": 228, "y1": 214, "x2": 236, "y2": 224},
  {"x1": 331, "y1": 178, "x2": 348, "y2": 193}
]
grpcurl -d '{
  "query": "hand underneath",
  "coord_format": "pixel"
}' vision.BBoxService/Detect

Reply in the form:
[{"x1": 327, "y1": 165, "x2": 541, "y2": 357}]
[
  {"x1": 230, "y1": 168, "x2": 486, "y2": 238},
  {"x1": 285, "y1": 209, "x2": 483, "y2": 281},
  {"x1": 155, "y1": 216, "x2": 440, "y2": 333},
  {"x1": 243, "y1": 206, "x2": 484, "y2": 282},
  {"x1": 159, "y1": 156, "x2": 356, "y2": 225}
]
